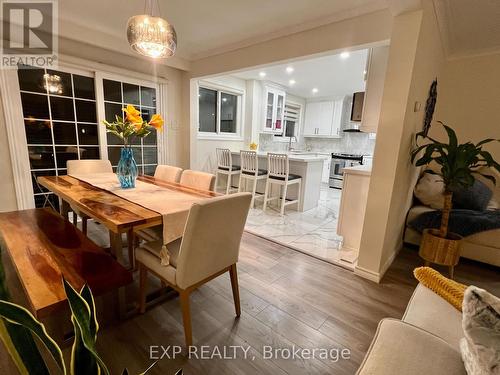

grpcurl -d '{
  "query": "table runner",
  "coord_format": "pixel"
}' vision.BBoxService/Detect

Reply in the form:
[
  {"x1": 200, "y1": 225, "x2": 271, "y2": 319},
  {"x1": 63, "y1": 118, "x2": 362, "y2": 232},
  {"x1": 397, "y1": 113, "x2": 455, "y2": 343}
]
[{"x1": 69, "y1": 173, "x2": 209, "y2": 244}]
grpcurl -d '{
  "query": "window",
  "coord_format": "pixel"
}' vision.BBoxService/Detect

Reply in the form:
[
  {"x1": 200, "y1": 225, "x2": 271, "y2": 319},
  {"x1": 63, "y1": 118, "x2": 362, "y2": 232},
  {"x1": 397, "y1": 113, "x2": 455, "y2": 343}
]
[
  {"x1": 275, "y1": 103, "x2": 300, "y2": 140},
  {"x1": 198, "y1": 86, "x2": 241, "y2": 136},
  {"x1": 17, "y1": 65, "x2": 99, "y2": 209},
  {"x1": 14, "y1": 65, "x2": 164, "y2": 209},
  {"x1": 103, "y1": 78, "x2": 158, "y2": 175}
]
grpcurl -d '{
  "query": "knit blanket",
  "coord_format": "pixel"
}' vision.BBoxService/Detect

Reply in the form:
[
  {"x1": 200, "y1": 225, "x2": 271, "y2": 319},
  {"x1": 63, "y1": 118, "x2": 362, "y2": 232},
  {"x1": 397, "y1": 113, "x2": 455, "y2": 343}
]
[{"x1": 409, "y1": 209, "x2": 500, "y2": 237}]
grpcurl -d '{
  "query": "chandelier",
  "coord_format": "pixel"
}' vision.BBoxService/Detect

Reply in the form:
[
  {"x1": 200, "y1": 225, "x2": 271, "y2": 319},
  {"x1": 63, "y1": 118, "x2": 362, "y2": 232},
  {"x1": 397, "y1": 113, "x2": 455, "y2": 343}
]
[
  {"x1": 127, "y1": 0, "x2": 177, "y2": 59},
  {"x1": 43, "y1": 73, "x2": 63, "y2": 95}
]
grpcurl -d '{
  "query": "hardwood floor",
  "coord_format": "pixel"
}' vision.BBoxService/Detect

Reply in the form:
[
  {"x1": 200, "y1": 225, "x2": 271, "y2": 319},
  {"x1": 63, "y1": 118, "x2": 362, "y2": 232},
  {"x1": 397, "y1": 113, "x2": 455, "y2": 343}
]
[{"x1": 1, "y1": 228, "x2": 499, "y2": 375}]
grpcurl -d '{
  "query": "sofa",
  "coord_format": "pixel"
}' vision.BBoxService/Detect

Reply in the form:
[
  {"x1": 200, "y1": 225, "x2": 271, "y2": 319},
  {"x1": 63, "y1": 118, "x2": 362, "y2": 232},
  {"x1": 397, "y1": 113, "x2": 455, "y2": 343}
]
[
  {"x1": 357, "y1": 283, "x2": 467, "y2": 374},
  {"x1": 404, "y1": 168, "x2": 500, "y2": 267},
  {"x1": 404, "y1": 206, "x2": 500, "y2": 267}
]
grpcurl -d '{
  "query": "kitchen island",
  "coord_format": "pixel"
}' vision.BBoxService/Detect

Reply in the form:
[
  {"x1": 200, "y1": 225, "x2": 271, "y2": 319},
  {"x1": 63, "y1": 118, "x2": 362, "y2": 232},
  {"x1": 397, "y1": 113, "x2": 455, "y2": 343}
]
[{"x1": 231, "y1": 151, "x2": 328, "y2": 211}]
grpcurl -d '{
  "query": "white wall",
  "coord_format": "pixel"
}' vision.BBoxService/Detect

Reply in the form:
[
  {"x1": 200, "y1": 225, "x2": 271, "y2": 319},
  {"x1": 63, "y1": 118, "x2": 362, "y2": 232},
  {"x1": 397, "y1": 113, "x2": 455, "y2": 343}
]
[
  {"x1": 356, "y1": 0, "x2": 445, "y2": 282},
  {"x1": 433, "y1": 53, "x2": 500, "y2": 161}
]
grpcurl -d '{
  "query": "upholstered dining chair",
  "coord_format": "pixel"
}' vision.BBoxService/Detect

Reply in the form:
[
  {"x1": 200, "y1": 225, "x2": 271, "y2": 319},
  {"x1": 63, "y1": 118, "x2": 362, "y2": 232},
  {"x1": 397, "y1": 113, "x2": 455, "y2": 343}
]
[
  {"x1": 135, "y1": 169, "x2": 216, "y2": 246},
  {"x1": 154, "y1": 164, "x2": 183, "y2": 183},
  {"x1": 66, "y1": 159, "x2": 113, "y2": 234},
  {"x1": 180, "y1": 170, "x2": 216, "y2": 191},
  {"x1": 136, "y1": 192, "x2": 252, "y2": 347}
]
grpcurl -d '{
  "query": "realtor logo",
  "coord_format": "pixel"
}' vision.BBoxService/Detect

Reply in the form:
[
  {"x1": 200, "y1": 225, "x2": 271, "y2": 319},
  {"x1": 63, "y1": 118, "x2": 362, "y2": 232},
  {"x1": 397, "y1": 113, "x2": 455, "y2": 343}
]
[{"x1": 1, "y1": 0, "x2": 58, "y2": 68}]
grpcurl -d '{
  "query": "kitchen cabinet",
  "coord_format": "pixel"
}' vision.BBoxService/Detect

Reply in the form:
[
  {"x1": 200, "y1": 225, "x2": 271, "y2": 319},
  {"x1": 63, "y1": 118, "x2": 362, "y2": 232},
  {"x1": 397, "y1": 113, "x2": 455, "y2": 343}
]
[
  {"x1": 360, "y1": 45, "x2": 389, "y2": 133},
  {"x1": 303, "y1": 99, "x2": 343, "y2": 138},
  {"x1": 262, "y1": 86, "x2": 286, "y2": 134}
]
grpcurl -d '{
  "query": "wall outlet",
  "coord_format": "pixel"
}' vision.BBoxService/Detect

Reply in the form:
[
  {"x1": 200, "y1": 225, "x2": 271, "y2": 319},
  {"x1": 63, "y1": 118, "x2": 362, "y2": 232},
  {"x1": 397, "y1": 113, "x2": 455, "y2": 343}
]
[{"x1": 414, "y1": 101, "x2": 421, "y2": 112}]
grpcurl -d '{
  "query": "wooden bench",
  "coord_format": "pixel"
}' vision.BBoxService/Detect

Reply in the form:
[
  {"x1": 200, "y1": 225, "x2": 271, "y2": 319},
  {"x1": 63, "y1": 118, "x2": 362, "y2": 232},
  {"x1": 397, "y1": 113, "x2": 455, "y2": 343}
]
[{"x1": 0, "y1": 208, "x2": 133, "y2": 319}]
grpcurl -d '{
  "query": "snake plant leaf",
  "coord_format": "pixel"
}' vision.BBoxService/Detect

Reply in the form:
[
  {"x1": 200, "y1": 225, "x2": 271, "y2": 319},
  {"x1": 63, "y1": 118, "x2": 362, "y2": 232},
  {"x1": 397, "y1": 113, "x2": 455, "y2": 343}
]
[
  {"x1": 0, "y1": 317, "x2": 51, "y2": 375},
  {"x1": 71, "y1": 322, "x2": 98, "y2": 375},
  {"x1": 0, "y1": 242, "x2": 53, "y2": 375},
  {"x1": 70, "y1": 284, "x2": 100, "y2": 375},
  {"x1": 0, "y1": 300, "x2": 66, "y2": 374},
  {"x1": 121, "y1": 369, "x2": 129, "y2": 375},
  {"x1": 63, "y1": 278, "x2": 110, "y2": 375}
]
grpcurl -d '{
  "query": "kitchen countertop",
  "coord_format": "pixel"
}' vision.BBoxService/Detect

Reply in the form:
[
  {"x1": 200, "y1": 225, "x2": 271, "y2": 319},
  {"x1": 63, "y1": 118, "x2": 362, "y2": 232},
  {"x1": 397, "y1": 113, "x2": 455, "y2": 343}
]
[
  {"x1": 231, "y1": 151, "x2": 329, "y2": 162},
  {"x1": 342, "y1": 164, "x2": 372, "y2": 176}
]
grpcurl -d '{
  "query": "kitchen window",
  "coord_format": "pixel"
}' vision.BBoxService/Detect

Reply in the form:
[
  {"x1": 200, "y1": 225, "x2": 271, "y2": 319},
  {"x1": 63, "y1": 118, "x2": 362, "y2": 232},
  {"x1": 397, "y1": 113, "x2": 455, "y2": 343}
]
[
  {"x1": 274, "y1": 103, "x2": 301, "y2": 141},
  {"x1": 198, "y1": 85, "x2": 242, "y2": 138}
]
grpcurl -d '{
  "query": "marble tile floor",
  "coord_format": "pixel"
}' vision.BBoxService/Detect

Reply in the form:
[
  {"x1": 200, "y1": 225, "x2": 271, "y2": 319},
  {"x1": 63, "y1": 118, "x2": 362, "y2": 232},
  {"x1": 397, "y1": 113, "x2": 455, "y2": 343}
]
[{"x1": 244, "y1": 183, "x2": 359, "y2": 270}]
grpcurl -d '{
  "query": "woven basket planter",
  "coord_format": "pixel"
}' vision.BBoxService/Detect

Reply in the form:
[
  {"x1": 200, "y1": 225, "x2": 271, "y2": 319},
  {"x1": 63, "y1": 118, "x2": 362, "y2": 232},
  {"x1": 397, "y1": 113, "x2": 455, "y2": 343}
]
[{"x1": 419, "y1": 229, "x2": 462, "y2": 266}]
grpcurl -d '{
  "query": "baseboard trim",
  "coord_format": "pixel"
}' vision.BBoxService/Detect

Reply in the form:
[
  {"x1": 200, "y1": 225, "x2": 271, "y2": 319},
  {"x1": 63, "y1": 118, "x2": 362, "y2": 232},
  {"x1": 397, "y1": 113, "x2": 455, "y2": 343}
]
[
  {"x1": 354, "y1": 265, "x2": 381, "y2": 283},
  {"x1": 355, "y1": 247, "x2": 401, "y2": 283}
]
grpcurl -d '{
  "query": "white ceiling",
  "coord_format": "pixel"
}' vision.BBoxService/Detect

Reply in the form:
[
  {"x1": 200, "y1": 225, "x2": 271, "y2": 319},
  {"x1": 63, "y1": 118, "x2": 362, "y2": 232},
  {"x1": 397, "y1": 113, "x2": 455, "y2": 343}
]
[
  {"x1": 433, "y1": 0, "x2": 500, "y2": 58},
  {"x1": 232, "y1": 49, "x2": 368, "y2": 99},
  {"x1": 55, "y1": 0, "x2": 388, "y2": 63}
]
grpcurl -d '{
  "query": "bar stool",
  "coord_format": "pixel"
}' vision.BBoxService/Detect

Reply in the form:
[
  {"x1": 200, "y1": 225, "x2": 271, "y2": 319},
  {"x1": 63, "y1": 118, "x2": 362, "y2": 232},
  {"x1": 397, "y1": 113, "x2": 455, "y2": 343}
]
[
  {"x1": 215, "y1": 148, "x2": 240, "y2": 194},
  {"x1": 263, "y1": 153, "x2": 302, "y2": 216},
  {"x1": 238, "y1": 150, "x2": 267, "y2": 207}
]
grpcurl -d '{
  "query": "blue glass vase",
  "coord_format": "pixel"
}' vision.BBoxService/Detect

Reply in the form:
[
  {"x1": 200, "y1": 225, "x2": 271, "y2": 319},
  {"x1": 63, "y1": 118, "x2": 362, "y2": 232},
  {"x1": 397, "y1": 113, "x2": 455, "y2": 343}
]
[{"x1": 116, "y1": 147, "x2": 138, "y2": 188}]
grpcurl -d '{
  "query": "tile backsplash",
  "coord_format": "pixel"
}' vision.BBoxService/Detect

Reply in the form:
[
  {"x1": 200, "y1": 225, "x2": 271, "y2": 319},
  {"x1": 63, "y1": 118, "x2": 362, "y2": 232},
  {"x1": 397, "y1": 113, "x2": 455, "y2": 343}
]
[{"x1": 259, "y1": 132, "x2": 375, "y2": 155}]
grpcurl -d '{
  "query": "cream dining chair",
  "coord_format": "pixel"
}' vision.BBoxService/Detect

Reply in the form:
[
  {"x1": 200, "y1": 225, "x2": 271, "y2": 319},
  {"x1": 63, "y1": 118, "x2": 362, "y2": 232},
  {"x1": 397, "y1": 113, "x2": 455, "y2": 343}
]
[
  {"x1": 66, "y1": 159, "x2": 113, "y2": 234},
  {"x1": 135, "y1": 169, "x2": 216, "y2": 244},
  {"x1": 134, "y1": 165, "x2": 184, "y2": 246},
  {"x1": 136, "y1": 192, "x2": 252, "y2": 347},
  {"x1": 154, "y1": 164, "x2": 183, "y2": 183},
  {"x1": 180, "y1": 170, "x2": 216, "y2": 191}
]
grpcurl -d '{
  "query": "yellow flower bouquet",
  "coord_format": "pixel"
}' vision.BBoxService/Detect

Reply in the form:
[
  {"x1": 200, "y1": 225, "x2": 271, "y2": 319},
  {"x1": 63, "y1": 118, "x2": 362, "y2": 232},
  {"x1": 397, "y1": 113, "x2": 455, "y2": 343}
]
[
  {"x1": 102, "y1": 104, "x2": 164, "y2": 146},
  {"x1": 101, "y1": 104, "x2": 164, "y2": 188}
]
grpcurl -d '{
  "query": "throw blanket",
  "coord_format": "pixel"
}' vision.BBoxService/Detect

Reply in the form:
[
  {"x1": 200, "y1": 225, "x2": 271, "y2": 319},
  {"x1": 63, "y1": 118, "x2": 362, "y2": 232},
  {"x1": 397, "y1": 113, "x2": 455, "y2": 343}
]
[
  {"x1": 409, "y1": 209, "x2": 500, "y2": 237},
  {"x1": 69, "y1": 173, "x2": 210, "y2": 244}
]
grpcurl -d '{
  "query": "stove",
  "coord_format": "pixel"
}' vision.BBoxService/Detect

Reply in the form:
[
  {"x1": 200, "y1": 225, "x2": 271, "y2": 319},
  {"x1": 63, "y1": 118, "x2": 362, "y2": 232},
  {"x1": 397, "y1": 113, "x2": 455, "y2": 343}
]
[{"x1": 329, "y1": 153, "x2": 364, "y2": 189}]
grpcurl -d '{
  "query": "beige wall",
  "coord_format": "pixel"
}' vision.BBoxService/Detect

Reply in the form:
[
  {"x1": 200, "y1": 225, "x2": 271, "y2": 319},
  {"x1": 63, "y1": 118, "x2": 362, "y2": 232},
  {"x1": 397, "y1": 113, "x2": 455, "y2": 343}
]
[
  {"x1": 357, "y1": 0, "x2": 445, "y2": 281},
  {"x1": 433, "y1": 53, "x2": 500, "y2": 161},
  {"x1": 190, "y1": 10, "x2": 392, "y2": 78},
  {"x1": 0, "y1": 38, "x2": 188, "y2": 211}
]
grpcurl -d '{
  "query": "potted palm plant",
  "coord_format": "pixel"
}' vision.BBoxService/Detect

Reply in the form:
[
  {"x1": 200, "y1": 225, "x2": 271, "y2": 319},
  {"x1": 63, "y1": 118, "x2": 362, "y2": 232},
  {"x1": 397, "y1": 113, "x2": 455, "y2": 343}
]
[{"x1": 411, "y1": 122, "x2": 499, "y2": 274}]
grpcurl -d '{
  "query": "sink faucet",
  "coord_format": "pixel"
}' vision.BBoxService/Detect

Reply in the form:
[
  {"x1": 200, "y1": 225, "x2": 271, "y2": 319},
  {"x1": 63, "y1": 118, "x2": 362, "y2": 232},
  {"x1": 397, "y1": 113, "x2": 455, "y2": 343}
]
[{"x1": 288, "y1": 136, "x2": 297, "y2": 151}]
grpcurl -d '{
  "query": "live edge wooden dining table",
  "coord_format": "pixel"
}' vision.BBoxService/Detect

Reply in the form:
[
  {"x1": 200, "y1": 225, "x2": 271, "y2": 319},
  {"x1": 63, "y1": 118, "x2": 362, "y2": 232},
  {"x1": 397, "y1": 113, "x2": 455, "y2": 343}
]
[{"x1": 37, "y1": 174, "x2": 219, "y2": 266}]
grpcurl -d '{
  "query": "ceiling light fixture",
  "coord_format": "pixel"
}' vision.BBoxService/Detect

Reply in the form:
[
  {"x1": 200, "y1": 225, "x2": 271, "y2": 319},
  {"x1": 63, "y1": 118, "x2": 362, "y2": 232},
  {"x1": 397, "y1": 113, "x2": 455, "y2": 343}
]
[
  {"x1": 340, "y1": 52, "x2": 350, "y2": 59},
  {"x1": 312, "y1": 88, "x2": 318, "y2": 94},
  {"x1": 289, "y1": 79, "x2": 296, "y2": 85},
  {"x1": 127, "y1": 0, "x2": 177, "y2": 58},
  {"x1": 286, "y1": 66, "x2": 294, "y2": 74},
  {"x1": 259, "y1": 72, "x2": 266, "y2": 78}
]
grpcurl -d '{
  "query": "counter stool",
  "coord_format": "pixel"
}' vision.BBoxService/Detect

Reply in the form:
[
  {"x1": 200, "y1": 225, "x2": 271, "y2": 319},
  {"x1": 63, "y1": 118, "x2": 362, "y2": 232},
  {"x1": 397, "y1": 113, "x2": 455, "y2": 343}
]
[
  {"x1": 238, "y1": 150, "x2": 267, "y2": 207},
  {"x1": 263, "y1": 153, "x2": 302, "y2": 216},
  {"x1": 215, "y1": 148, "x2": 240, "y2": 194}
]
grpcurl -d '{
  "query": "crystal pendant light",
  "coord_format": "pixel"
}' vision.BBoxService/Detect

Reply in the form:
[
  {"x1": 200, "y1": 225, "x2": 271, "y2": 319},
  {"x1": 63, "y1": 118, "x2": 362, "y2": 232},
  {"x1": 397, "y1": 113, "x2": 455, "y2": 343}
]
[{"x1": 127, "y1": 0, "x2": 177, "y2": 59}]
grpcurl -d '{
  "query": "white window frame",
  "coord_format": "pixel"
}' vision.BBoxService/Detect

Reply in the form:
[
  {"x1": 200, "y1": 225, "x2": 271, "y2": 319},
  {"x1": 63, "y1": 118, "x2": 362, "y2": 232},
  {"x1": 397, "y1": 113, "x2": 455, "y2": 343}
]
[
  {"x1": 273, "y1": 101, "x2": 302, "y2": 143},
  {"x1": 197, "y1": 81, "x2": 244, "y2": 141},
  {"x1": 0, "y1": 60, "x2": 168, "y2": 210}
]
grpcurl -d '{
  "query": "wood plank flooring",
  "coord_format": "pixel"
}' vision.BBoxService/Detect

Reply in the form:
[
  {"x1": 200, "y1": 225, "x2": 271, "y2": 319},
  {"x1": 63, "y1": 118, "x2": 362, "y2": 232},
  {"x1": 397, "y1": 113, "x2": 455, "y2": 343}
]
[{"x1": 1, "y1": 228, "x2": 499, "y2": 375}]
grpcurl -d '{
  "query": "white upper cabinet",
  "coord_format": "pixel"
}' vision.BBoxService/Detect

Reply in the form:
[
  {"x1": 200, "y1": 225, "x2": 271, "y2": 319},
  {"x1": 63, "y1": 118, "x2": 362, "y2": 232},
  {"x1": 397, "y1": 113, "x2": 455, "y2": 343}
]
[
  {"x1": 360, "y1": 45, "x2": 390, "y2": 133},
  {"x1": 304, "y1": 99, "x2": 343, "y2": 138},
  {"x1": 262, "y1": 86, "x2": 286, "y2": 134}
]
